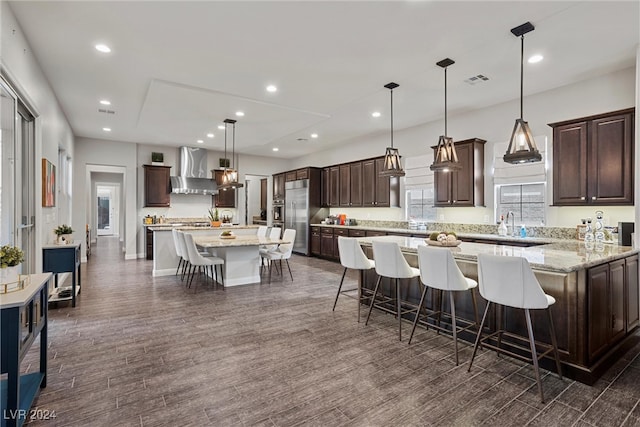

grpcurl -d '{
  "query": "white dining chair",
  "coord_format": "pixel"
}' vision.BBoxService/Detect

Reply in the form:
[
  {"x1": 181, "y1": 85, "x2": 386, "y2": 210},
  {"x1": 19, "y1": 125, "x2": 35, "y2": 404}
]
[
  {"x1": 262, "y1": 228, "x2": 296, "y2": 283},
  {"x1": 333, "y1": 236, "x2": 375, "y2": 322},
  {"x1": 183, "y1": 233, "x2": 225, "y2": 289}
]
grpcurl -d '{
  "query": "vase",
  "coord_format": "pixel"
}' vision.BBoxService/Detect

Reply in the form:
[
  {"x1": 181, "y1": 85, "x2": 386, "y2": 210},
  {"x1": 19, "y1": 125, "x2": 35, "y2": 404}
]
[
  {"x1": 57, "y1": 234, "x2": 73, "y2": 244},
  {"x1": 0, "y1": 265, "x2": 20, "y2": 285},
  {"x1": 210, "y1": 221, "x2": 221, "y2": 228}
]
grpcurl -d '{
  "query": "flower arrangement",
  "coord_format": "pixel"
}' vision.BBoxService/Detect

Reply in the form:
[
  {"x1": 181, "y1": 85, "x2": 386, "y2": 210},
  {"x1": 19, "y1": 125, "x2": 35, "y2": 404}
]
[
  {"x1": 54, "y1": 224, "x2": 74, "y2": 236},
  {"x1": 0, "y1": 245, "x2": 25, "y2": 268}
]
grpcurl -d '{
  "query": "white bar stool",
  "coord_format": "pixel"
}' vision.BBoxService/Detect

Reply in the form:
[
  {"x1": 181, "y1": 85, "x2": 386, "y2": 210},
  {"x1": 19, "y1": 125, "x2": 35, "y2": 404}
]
[
  {"x1": 332, "y1": 236, "x2": 375, "y2": 322},
  {"x1": 468, "y1": 253, "x2": 562, "y2": 403},
  {"x1": 365, "y1": 240, "x2": 420, "y2": 341},
  {"x1": 408, "y1": 245, "x2": 479, "y2": 365},
  {"x1": 183, "y1": 233, "x2": 225, "y2": 289}
]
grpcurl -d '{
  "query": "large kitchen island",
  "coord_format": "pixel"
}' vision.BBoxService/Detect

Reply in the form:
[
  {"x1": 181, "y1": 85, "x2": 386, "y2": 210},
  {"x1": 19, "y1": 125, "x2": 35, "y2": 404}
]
[{"x1": 357, "y1": 235, "x2": 639, "y2": 385}]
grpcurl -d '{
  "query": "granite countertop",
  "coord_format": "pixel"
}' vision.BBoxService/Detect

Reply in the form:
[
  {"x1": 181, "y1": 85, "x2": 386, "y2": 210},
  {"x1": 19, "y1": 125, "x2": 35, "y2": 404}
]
[
  {"x1": 311, "y1": 223, "x2": 559, "y2": 244},
  {"x1": 193, "y1": 235, "x2": 288, "y2": 248},
  {"x1": 356, "y1": 235, "x2": 638, "y2": 274},
  {"x1": 149, "y1": 225, "x2": 259, "y2": 232}
]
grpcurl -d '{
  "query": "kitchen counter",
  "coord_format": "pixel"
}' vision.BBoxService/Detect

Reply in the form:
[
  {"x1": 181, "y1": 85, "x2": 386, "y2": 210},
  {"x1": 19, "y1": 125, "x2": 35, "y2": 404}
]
[
  {"x1": 356, "y1": 235, "x2": 637, "y2": 273},
  {"x1": 147, "y1": 224, "x2": 258, "y2": 231}
]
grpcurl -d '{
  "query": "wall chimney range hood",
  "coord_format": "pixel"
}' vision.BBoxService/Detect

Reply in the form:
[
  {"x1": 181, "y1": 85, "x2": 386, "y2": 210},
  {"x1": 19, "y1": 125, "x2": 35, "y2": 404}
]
[{"x1": 170, "y1": 147, "x2": 217, "y2": 195}]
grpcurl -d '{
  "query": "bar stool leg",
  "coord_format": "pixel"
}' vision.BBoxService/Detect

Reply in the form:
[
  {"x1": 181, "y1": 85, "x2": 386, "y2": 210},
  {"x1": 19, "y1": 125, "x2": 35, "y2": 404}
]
[
  {"x1": 332, "y1": 267, "x2": 348, "y2": 311},
  {"x1": 357, "y1": 270, "x2": 362, "y2": 323},
  {"x1": 496, "y1": 304, "x2": 504, "y2": 357},
  {"x1": 408, "y1": 284, "x2": 429, "y2": 344},
  {"x1": 449, "y1": 291, "x2": 459, "y2": 366},
  {"x1": 365, "y1": 276, "x2": 382, "y2": 326},
  {"x1": 471, "y1": 288, "x2": 480, "y2": 329},
  {"x1": 547, "y1": 308, "x2": 563, "y2": 379},
  {"x1": 524, "y1": 308, "x2": 545, "y2": 403},
  {"x1": 468, "y1": 302, "x2": 491, "y2": 372},
  {"x1": 396, "y1": 278, "x2": 401, "y2": 341}
]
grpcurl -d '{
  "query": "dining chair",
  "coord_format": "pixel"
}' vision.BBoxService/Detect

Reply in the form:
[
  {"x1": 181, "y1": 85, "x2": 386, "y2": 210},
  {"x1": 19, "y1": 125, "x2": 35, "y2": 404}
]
[
  {"x1": 183, "y1": 233, "x2": 225, "y2": 289},
  {"x1": 261, "y1": 228, "x2": 296, "y2": 283}
]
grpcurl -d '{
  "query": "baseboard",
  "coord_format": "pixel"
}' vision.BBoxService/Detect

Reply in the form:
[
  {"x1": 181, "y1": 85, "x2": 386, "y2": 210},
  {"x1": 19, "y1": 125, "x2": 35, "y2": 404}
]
[
  {"x1": 124, "y1": 253, "x2": 138, "y2": 260},
  {"x1": 153, "y1": 268, "x2": 175, "y2": 277}
]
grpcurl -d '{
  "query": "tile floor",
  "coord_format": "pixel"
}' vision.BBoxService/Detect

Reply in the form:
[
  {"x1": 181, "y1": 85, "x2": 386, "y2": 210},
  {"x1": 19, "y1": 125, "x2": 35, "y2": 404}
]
[{"x1": 20, "y1": 236, "x2": 640, "y2": 426}]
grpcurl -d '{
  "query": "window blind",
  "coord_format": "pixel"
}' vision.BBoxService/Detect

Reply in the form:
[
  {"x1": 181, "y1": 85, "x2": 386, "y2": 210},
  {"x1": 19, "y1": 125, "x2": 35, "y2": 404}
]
[{"x1": 404, "y1": 153, "x2": 434, "y2": 190}]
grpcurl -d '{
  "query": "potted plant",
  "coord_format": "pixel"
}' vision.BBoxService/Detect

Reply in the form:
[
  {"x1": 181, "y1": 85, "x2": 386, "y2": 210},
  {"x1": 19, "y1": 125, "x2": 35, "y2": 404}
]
[
  {"x1": 0, "y1": 245, "x2": 25, "y2": 284},
  {"x1": 208, "y1": 208, "x2": 221, "y2": 227},
  {"x1": 54, "y1": 224, "x2": 74, "y2": 244}
]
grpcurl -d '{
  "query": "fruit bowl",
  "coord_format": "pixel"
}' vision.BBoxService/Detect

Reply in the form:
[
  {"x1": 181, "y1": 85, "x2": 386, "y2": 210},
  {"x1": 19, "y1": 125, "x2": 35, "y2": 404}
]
[
  {"x1": 220, "y1": 232, "x2": 236, "y2": 239},
  {"x1": 425, "y1": 239, "x2": 462, "y2": 247}
]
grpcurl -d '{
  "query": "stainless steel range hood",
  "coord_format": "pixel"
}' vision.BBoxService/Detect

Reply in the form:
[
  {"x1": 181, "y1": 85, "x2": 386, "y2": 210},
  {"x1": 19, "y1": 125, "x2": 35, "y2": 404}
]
[{"x1": 170, "y1": 147, "x2": 217, "y2": 195}]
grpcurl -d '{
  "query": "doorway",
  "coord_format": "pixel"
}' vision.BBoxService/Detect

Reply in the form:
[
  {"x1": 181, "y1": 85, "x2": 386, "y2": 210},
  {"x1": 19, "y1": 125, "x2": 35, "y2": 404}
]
[
  {"x1": 96, "y1": 184, "x2": 120, "y2": 237},
  {"x1": 244, "y1": 174, "x2": 268, "y2": 225}
]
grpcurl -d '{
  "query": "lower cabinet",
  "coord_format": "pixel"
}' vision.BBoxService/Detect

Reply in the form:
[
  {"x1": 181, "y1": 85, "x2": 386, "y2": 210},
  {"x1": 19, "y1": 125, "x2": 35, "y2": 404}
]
[
  {"x1": 626, "y1": 255, "x2": 639, "y2": 331},
  {"x1": 320, "y1": 228, "x2": 334, "y2": 258},
  {"x1": 588, "y1": 259, "x2": 627, "y2": 362},
  {"x1": 311, "y1": 227, "x2": 321, "y2": 256}
]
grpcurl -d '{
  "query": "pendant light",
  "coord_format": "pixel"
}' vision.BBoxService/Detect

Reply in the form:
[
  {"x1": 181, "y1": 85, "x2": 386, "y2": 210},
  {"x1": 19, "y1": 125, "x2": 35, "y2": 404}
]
[
  {"x1": 430, "y1": 58, "x2": 461, "y2": 172},
  {"x1": 504, "y1": 21, "x2": 542, "y2": 164},
  {"x1": 379, "y1": 82, "x2": 405, "y2": 177},
  {"x1": 220, "y1": 118, "x2": 243, "y2": 190}
]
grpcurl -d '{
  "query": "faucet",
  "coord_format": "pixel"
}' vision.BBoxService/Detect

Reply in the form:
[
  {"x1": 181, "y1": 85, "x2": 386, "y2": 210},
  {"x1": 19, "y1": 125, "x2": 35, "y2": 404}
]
[{"x1": 506, "y1": 211, "x2": 515, "y2": 237}]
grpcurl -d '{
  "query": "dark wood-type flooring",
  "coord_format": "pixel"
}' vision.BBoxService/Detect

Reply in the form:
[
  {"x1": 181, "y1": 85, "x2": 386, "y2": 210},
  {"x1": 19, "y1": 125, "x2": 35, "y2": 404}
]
[{"x1": 22, "y1": 236, "x2": 640, "y2": 426}]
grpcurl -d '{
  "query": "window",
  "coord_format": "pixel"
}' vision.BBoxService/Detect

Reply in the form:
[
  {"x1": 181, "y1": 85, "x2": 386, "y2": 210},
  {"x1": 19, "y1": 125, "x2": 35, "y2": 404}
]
[
  {"x1": 496, "y1": 183, "x2": 545, "y2": 226},
  {"x1": 407, "y1": 188, "x2": 436, "y2": 222}
]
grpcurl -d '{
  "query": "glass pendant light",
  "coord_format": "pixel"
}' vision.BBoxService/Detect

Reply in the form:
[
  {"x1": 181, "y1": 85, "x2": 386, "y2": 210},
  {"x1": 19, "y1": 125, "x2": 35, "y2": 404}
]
[
  {"x1": 220, "y1": 118, "x2": 243, "y2": 190},
  {"x1": 380, "y1": 82, "x2": 405, "y2": 177},
  {"x1": 430, "y1": 58, "x2": 461, "y2": 172},
  {"x1": 504, "y1": 21, "x2": 542, "y2": 164}
]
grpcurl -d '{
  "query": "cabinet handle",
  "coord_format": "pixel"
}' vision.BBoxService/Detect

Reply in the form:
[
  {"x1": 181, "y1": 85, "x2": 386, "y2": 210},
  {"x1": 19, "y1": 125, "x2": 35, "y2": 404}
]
[
  {"x1": 581, "y1": 196, "x2": 586, "y2": 200},
  {"x1": 592, "y1": 196, "x2": 597, "y2": 200}
]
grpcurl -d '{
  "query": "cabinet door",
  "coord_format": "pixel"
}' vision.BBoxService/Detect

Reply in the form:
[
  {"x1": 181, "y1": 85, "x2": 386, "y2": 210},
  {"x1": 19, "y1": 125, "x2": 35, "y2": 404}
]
[
  {"x1": 321, "y1": 233, "x2": 334, "y2": 258},
  {"x1": 285, "y1": 171, "x2": 297, "y2": 182},
  {"x1": 626, "y1": 255, "x2": 639, "y2": 331},
  {"x1": 146, "y1": 228, "x2": 153, "y2": 260},
  {"x1": 143, "y1": 165, "x2": 171, "y2": 207},
  {"x1": 329, "y1": 167, "x2": 340, "y2": 207},
  {"x1": 610, "y1": 259, "x2": 626, "y2": 344},
  {"x1": 350, "y1": 162, "x2": 363, "y2": 207},
  {"x1": 433, "y1": 170, "x2": 452, "y2": 206},
  {"x1": 339, "y1": 164, "x2": 351, "y2": 207},
  {"x1": 322, "y1": 168, "x2": 330, "y2": 207},
  {"x1": 588, "y1": 263, "x2": 610, "y2": 362},
  {"x1": 273, "y1": 173, "x2": 285, "y2": 200},
  {"x1": 451, "y1": 142, "x2": 474, "y2": 206},
  {"x1": 362, "y1": 159, "x2": 376, "y2": 206},
  {"x1": 375, "y1": 158, "x2": 392, "y2": 207},
  {"x1": 296, "y1": 168, "x2": 309, "y2": 180},
  {"x1": 311, "y1": 228, "x2": 321, "y2": 256},
  {"x1": 589, "y1": 113, "x2": 633, "y2": 205},
  {"x1": 553, "y1": 122, "x2": 589, "y2": 205}
]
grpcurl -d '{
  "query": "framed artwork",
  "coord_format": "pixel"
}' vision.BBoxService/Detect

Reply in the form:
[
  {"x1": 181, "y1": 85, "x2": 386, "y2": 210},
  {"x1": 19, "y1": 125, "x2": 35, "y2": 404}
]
[{"x1": 42, "y1": 158, "x2": 56, "y2": 207}]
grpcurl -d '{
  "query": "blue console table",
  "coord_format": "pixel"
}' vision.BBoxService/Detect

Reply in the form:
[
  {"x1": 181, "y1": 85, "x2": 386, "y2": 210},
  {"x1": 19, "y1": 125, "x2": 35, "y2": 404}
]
[
  {"x1": 42, "y1": 242, "x2": 81, "y2": 307},
  {"x1": 1, "y1": 273, "x2": 51, "y2": 427}
]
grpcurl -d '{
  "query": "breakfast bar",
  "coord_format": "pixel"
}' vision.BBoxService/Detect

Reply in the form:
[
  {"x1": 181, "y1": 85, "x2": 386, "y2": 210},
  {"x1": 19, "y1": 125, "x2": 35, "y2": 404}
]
[{"x1": 357, "y1": 235, "x2": 640, "y2": 384}]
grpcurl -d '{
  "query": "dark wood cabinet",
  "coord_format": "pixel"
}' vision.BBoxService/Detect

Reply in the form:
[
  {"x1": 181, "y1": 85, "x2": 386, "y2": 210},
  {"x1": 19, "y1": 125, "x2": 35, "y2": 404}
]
[
  {"x1": 320, "y1": 227, "x2": 335, "y2": 258},
  {"x1": 311, "y1": 226, "x2": 321, "y2": 256},
  {"x1": 349, "y1": 162, "x2": 363, "y2": 207},
  {"x1": 273, "y1": 173, "x2": 285, "y2": 201},
  {"x1": 143, "y1": 165, "x2": 171, "y2": 207},
  {"x1": 550, "y1": 108, "x2": 634, "y2": 206},
  {"x1": 362, "y1": 158, "x2": 398, "y2": 207},
  {"x1": 433, "y1": 138, "x2": 485, "y2": 207},
  {"x1": 285, "y1": 171, "x2": 297, "y2": 182},
  {"x1": 588, "y1": 259, "x2": 627, "y2": 362},
  {"x1": 626, "y1": 255, "x2": 639, "y2": 331},
  {"x1": 260, "y1": 178, "x2": 267, "y2": 211},
  {"x1": 213, "y1": 170, "x2": 235, "y2": 208},
  {"x1": 339, "y1": 164, "x2": 351, "y2": 207},
  {"x1": 328, "y1": 166, "x2": 339, "y2": 207},
  {"x1": 146, "y1": 227, "x2": 153, "y2": 260}
]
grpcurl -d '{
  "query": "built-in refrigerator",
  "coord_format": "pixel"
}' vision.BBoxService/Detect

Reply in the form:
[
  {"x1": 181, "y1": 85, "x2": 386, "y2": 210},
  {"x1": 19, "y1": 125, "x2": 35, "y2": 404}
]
[{"x1": 285, "y1": 179, "x2": 327, "y2": 255}]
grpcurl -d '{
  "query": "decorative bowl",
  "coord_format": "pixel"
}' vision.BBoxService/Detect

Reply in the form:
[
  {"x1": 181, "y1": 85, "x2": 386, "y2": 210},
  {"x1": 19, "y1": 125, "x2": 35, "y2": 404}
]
[
  {"x1": 425, "y1": 239, "x2": 462, "y2": 247},
  {"x1": 220, "y1": 234, "x2": 236, "y2": 240}
]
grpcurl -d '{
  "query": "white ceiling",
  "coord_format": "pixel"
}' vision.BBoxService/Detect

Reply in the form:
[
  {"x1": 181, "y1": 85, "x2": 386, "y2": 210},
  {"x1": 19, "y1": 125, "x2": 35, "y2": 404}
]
[{"x1": 7, "y1": 1, "x2": 639, "y2": 159}]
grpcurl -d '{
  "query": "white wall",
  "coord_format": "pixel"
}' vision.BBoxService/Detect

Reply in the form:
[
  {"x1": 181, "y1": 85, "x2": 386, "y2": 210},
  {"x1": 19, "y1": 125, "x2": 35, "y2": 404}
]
[
  {"x1": 1, "y1": 3, "x2": 74, "y2": 266},
  {"x1": 292, "y1": 67, "x2": 637, "y2": 227}
]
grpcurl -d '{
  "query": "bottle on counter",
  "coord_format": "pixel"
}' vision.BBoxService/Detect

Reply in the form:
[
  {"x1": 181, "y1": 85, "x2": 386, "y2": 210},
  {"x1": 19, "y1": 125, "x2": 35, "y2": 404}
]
[
  {"x1": 520, "y1": 225, "x2": 527, "y2": 238},
  {"x1": 584, "y1": 218, "x2": 594, "y2": 249},
  {"x1": 498, "y1": 215, "x2": 508, "y2": 236}
]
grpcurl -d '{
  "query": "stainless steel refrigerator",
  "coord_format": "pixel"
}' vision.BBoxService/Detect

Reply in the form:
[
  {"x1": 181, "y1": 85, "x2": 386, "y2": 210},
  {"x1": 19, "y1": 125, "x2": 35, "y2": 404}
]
[{"x1": 285, "y1": 179, "x2": 327, "y2": 255}]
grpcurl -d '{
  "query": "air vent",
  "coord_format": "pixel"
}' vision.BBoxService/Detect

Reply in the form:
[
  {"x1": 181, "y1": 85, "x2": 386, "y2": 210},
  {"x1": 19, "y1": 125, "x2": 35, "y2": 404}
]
[
  {"x1": 98, "y1": 108, "x2": 116, "y2": 114},
  {"x1": 296, "y1": 138, "x2": 308, "y2": 142},
  {"x1": 464, "y1": 74, "x2": 490, "y2": 85}
]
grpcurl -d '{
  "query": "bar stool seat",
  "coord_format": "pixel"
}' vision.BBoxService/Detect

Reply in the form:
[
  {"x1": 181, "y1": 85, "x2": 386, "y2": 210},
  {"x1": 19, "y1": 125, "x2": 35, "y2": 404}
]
[
  {"x1": 408, "y1": 245, "x2": 480, "y2": 365},
  {"x1": 365, "y1": 240, "x2": 420, "y2": 341},
  {"x1": 468, "y1": 253, "x2": 562, "y2": 403},
  {"x1": 332, "y1": 236, "x2": 376, "y2": 322}
]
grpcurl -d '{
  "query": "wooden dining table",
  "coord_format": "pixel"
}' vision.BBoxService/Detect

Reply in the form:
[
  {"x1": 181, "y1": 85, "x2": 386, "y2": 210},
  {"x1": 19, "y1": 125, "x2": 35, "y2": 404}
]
[{"x1": 193, "y1": 235, "x2": 290, "y2": 286}]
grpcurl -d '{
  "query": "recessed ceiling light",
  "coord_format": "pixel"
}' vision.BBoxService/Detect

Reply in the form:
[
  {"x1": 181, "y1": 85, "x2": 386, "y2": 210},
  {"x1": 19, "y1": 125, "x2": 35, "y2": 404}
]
[
  {"x1": 206, "y1": 133, "x2": 214, "y2": 138},
  {"x1": 266, "y1": 85, "x2": 277, "y2": 93},
  {"x1": 272, "y1": 147, "x2": 279, "y2": 152},
  {"x1": 528, "y1": 54, "x2": 543, "y2": 64},
  {"x1": 371, "y1": 112, "x2": 381, "y2": 118},
  {"x1": 102, "y1": 127, "x2": 111, "y2": 132},
  {"x1": 197, "y1": 139, "x2": 204, "y2": 144},
  {"x1": 310, "y1": 133, "x2": 318, "y2": 139},
  {"x1": 218, "y1": 125, "x2": 225, "y2": 130},
  {"x1": 235, "y1": 111, "x2": 245, "y2": 117},
  {"x1": 99, "y1": 100, "x2": 111, "y2": 105},
  {"x1": 95, "y1": 44, "x2": 111, "y2": 53}
]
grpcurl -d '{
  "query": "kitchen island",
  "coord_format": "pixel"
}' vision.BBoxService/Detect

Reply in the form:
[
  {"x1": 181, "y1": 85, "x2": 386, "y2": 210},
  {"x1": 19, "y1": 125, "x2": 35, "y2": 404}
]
[{"x1": 357, "y1": 235, "x2": 639, "y2": 385}]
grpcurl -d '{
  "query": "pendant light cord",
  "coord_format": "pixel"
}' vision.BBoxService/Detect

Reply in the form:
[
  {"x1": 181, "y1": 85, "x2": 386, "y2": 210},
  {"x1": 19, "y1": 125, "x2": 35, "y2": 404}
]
[
  {"x1": 520, "y1": 35, "x2": 524, "y2": 120},
  {"x1": 390, "y1": 88, "x2": 394, "y2": 149},
  {"x1": 444, "y1": 66, "x2": 448, "y2": 136},
  {"x1": 232, "y1": 122, "x2": 236, "y2": 170},
  {"x1": 224, "y1": 122, "x2": 228, "y2": 167}
]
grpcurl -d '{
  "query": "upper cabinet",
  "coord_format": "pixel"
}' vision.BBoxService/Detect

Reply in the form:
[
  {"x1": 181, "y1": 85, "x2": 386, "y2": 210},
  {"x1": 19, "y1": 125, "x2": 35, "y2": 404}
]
[
  {"x1": 549, "y1": 108, "x2": 634, "y2": 206},
  {"x1": 213, "y1": 170, "x2": 235, "y2": 208},
  {"x1": 143, "y1": 165, "x2": 171, "y2": 207},
  {"x1": 273, "y1": 173, "x2": 285, "y2": 201},
  {"x1": 321, "y1": 156, "x2": 399, "y2": 208},
  {"x1": 432, "y1": 138, "x2": 486, "y2": 207}
]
